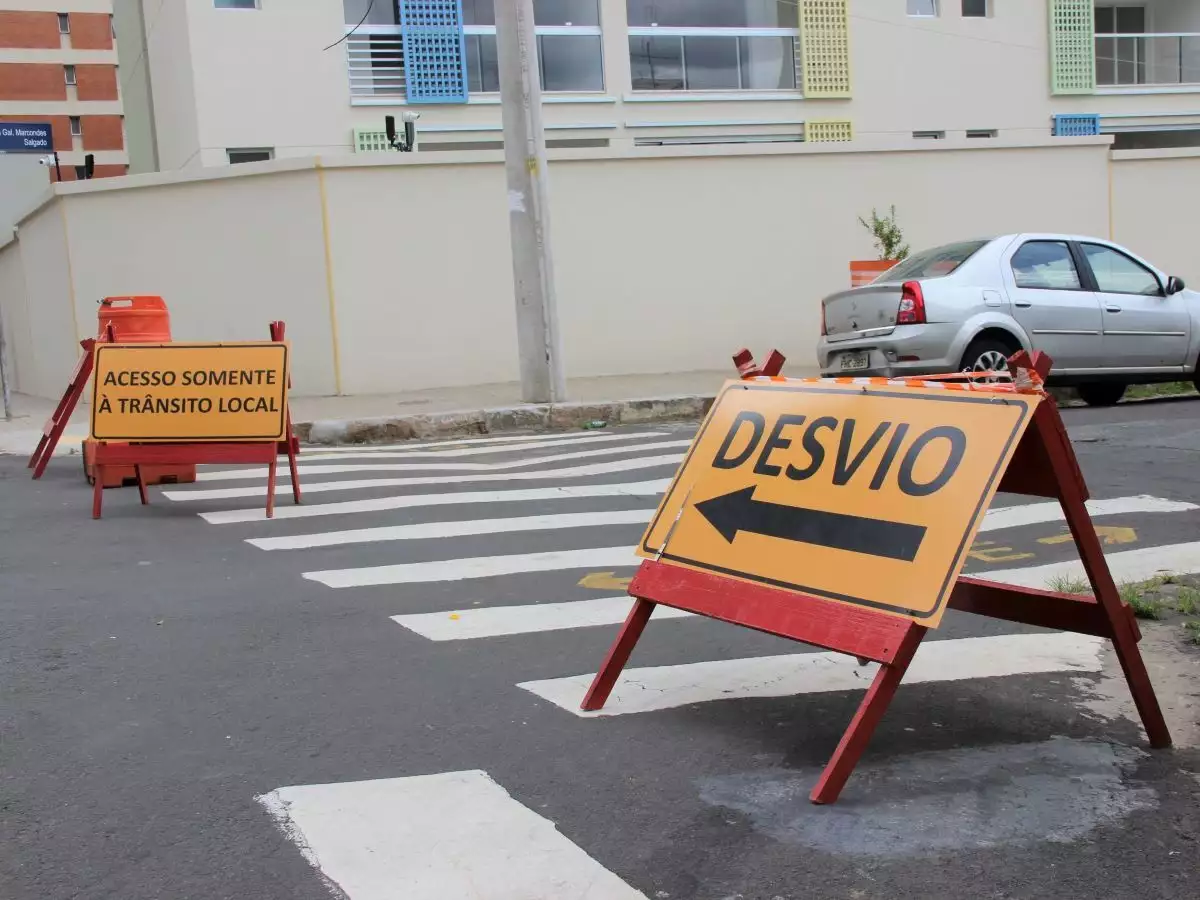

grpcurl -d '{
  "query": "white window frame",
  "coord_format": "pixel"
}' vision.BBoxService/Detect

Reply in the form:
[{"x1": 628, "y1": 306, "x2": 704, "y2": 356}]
[
  {"x1": 69, "y1": 116, "x2": 81, "y2": 137},
  {"x1": 58, "y1": 13, "x2": 70, "y2": 34},
  {"x1": 907, "y1": 0, "x2": 940, "y2": 17},
  {"x1": 627, "y1": 26, "x2": 801, "y2": 92},
  {"x1": 961, "y1": 0, "x2": 991, "y2": 17},
  {"x1": 214, "y1": 0, "x2": 261, "y2": 9},
  {"x1": 64, "y1": 64, "x2": 76, "y2": 85},
  {"x1": 463, "y1": 23, "x2": 605, "y2": 94}
]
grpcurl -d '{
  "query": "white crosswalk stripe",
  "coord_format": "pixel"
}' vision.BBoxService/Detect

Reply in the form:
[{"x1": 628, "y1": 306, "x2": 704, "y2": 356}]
[
  {"x1": 164, "y1": 453, "x2": 686, "y2": 501},
  {"x1": 198, "y1": 439, "x2": 693, "y2": 481},
  {"x1": 258, "y1": 770, "x2": 647, "y2": 900}
]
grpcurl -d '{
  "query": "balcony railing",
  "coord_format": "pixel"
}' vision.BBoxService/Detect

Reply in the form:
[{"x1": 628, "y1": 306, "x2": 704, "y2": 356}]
[
  {"x1": 1095, "y1": 32, "x2": 1200, "y2": 87},
  {"x1": 347, "y1": 25, "x2": 405, "y2": 98}
]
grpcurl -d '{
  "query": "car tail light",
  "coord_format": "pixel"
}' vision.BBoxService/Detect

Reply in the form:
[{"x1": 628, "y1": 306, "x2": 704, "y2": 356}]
[
  {"x1": 897, "y1": 281, "x2": 926, "y2": 325},
  {"x1": 820, "y1": 302, "x2": 827, "y2": 336}
]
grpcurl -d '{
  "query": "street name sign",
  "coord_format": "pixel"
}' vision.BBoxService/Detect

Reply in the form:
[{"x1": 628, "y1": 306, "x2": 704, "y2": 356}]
[
  {"x1": 0, "y1": 121, "x2": 52, "y2": 153},
  {"x1": 640, "y1": 379, "x2": 1039, "y2": 627},
  {"x1": 91, "y1": 342, "x2": 290, "y2": 442}
]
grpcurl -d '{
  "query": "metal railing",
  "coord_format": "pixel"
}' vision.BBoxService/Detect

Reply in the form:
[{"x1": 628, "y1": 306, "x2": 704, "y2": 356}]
[
  {"x1": 347, "y1": 25, "x2": 405, "y2": 98},
  {"x1": 1095, "y1": 33, "x2": 1200, "y2": 87}
]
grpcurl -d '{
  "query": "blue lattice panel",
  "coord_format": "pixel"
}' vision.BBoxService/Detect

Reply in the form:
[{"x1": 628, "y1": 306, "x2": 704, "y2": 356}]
[
  {"x1": 399, "y1": 0, "x2": 469, "y2": 104},
  {"x1": 1053, "y1": 114, "x2": 1100, "y2": 137}
]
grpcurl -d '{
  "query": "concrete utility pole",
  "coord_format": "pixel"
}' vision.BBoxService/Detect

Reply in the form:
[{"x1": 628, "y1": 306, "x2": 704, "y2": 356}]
[{"x1": 494, "y1": 0, "x2": 567, "y2": 403}]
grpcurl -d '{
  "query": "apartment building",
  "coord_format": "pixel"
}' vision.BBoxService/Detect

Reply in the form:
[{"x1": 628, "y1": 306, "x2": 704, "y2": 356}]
[
  {"x1": 111, "y1": 1, "x2": 1200, "y2": 172},
  {"x1": 0, "y1": 0, "x2": 127, "y2": 179}
]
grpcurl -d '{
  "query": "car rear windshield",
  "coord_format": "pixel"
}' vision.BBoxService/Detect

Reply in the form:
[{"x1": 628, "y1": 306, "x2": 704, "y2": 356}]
[{"x1": 881, "y1": 240, "x2": 989, "y2": 282}]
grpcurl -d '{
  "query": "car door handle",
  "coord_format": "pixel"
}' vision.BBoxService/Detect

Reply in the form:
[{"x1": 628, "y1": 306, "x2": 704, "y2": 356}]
[
  {"x1": 1014, "y1": 300, "x2": 1032, "y2": 308},
  {"x1": 1106, "y1": 305, "x2": 1122, "y2": 313}
]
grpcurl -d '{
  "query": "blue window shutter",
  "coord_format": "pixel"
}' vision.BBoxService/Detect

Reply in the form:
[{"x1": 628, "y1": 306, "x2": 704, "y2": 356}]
[
  {"x1": 1052, "y1": 114, "x2": 1099, "y2": 136},
  {"x1": 399, "y1": 0, "x2": 469, "y2": 104}
]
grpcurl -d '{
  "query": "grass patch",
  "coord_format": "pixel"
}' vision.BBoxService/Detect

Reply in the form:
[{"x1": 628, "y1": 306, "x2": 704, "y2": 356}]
[
  {"x1": 1120, "y1": 581, "x2": 1164, "y2": 620},
  {"x1": 1177, "y1": 587, "x2": 1200, "y2": 616},
  {"x1": 1125, "y1": 382, "x2": 1197, "y2": 400},
  {"x1": 1047, "y1": 574, "x2": 1091, "y2": 595},
  {"x1": 1184, "y1": 620, "x2": 1200, "y2": 646}
]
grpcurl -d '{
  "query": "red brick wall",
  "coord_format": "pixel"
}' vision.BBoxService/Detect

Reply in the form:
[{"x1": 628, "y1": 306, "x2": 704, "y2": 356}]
[
  {"x1": 0, "y1": 11, "x2": 60, "y2": 49},
  {"x1": 67, "y1": 12, "x2": 112, "y2": 50},
  {"x1": 0, "y1": 63, "x2": 68, "y2": 101},
  {"x1": 0, "y1": 114, "x2": 72, "y2": 151},
  {"x1": 81, "y1": 115, "x2": 124, "y2": 151},
  {"x1": 74, "y1": 64, "x2": 117, "y2": 101},
  {"x1": 50, "y1": 164, "x2": 127, "y2": 183}
]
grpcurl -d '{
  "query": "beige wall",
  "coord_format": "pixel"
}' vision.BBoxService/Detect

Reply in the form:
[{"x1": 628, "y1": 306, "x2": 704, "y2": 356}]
[
  {"x1": 1111, "y1": 148, "x2": 1200, "y2": 286},
  {"x1": 0, "y1": 137, "x2": 1131, "y2": 400},
  {"x1": 142, "y1": 0, "x2": 201, "y2": 170}
]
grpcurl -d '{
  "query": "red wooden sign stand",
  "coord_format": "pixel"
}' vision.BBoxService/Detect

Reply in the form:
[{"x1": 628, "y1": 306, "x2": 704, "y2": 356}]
[
  {"x1": 90, "y1": 320, "x2": 302, "y2": 520},
  {"x1": 28, "y1": 335, "x2": 101, "y2": 480},
  {"x1": 582, "y1": 350, "x2": 1171, "y2": 805}
]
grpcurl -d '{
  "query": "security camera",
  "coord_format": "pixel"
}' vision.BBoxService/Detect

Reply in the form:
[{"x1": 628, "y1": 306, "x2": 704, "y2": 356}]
[
  {"x1": 401, "y1": 111, "x2": 421, "y2": 123},
  {"x1": 37, "y1": 155, "x2": 55, "y2": 166}
]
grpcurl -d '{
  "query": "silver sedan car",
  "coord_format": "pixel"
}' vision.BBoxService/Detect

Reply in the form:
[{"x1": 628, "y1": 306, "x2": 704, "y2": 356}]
[{"x1": 816, "y1": 233, "x2": 1200, "y2": 406}]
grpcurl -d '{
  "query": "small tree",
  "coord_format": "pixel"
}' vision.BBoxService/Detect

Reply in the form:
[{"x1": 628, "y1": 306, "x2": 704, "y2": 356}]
[{"x1": 858, "y1": 206, "x2": 910, "y2": 261}]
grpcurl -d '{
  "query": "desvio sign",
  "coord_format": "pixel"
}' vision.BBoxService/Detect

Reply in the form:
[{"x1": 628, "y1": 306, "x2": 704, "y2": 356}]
[
  {"x1": 639, "y1": 379, "x2": 1038, "y2": 627},
  {"x1": 0, "y1": 122, "x2": 53, "y2": 153}
]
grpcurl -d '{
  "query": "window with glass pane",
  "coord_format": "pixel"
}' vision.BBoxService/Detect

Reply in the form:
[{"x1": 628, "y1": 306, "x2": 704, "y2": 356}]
[
  {"x1": 1095, "y1": 6, "x2": 1146, "y2": 86},
  {"x1": 1011, "y1": 241, "x2": 1082, "y2": 290},
  {"x1": 907, "y1": 0, "x2": 938, "y2": 16},
  {"x1": 1082, "y1": 244, "x2": 1162, "y2": 296},
  {"x1": 463, "y1": 0, "x2": 603, "y2": 92},
  {"x1": 961, "y1": 0, "x2": 988, "y2": 16},
  {"x1": 627, "y1": 1, "x2": 797, "y2": 92}
]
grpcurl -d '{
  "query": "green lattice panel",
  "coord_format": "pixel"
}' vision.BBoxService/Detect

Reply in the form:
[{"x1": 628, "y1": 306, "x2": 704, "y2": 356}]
[
  {"x1": 1049, "y1": 0, "x2": 1095, "y2": 95},
  {"x1": 806, "y1": 120, "x2": 853, "y2": 143},
  {"x1": 354, "y1": 129, "x2": 391, "y2": 152},
  {"x1": 799, "y1": 0, "x2": 852, "y2": 98}
]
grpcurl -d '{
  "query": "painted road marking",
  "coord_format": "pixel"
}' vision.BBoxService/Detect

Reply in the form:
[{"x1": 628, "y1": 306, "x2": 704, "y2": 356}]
[
  {"x1": 199, "y1": 480, "x2": 670, "y2": 525},
  {"x1": 1038, "y1": 525, "x2": 1137, "y2": 546},
  {"x1": 298, "y1": 431, "x2": 671, "y2": 460},
  {"x1": 300, "y1": 430, "x2": 666, "y2": 454},
  {"x1": 197, "y1": 439, "x2": 693, "y2": 481},
  {"x1": 304, "y1": 546, "x2": 638, "y2": 588},
  {"x1": 257, "y1": 770, "x2": 647, "y2": 900},
  {"x1": 392, "y1": 596, "x2": 693, "y2": 641},
  {"x1": 165, "y1": 454, "x2": 686, "y2": 501},
  {"x1": 248, "y1": 509, "x2": 656, "y2": 551},
  {"x1": 986, "y1": 541, "x2": 1200, "y2": 588},
  {"x1": 517, "y1": 632, "x2": 1104, "y2": 717}
]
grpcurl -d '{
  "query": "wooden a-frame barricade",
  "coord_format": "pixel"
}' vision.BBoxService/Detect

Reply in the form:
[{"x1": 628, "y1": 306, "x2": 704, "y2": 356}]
[{"x1": 581, "y1": 349, "x2": 1171, "y2": 805}]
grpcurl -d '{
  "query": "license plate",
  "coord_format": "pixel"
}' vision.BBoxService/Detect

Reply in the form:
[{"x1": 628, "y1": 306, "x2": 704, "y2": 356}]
[{"x1": 839, "y1": 352, "x2": 870, "y2": 371}]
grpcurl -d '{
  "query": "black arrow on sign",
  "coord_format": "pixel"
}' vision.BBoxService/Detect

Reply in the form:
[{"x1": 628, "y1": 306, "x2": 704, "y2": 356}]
[{"x1": 694, "y1": 487, "x2": 927, "y2": 562}]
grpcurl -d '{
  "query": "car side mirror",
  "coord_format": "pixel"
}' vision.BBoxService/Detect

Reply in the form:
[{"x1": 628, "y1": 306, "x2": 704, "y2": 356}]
[{"x1": 1167, "y1": 275, "x2": 1186, "y2": 295}]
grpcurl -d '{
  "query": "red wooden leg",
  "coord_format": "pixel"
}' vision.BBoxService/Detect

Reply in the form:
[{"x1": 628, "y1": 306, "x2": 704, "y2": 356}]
[
  {"x1": 92, "y1": 467, "x2": 104, "y2": 519},
  {"x1": 581, "y1": 598, "x2": 656, "y2": 711},
  {"x1": 134, "y1": 465, "x2": 149, "y2": 505},
  {"x1": 1033, "y1": 403, "x2": 1172, "y2": 748},
  {"x1": 810, "y1": 623, "x2": 926, "y2": 804},
  {"x1": 287, "y1": 438, "x2": 301, "y2": 504},
  {"x1": 265, "y1": 458, "x2": 278, "y2": 519}
]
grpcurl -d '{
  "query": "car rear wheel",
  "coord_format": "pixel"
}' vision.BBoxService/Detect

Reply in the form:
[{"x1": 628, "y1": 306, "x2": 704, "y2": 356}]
[
  {"x1": 1077, "y1": 383, "x2": 1126, "y2": 407},
  {"x1": 959, "y1": 338, "x2": 1015, "y2": 381}
]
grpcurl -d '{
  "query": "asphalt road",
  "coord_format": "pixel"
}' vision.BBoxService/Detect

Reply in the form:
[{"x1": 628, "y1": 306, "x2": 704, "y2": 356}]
[{"x1": 2, "y1": 397, "x2": 1200, "y2": 900}]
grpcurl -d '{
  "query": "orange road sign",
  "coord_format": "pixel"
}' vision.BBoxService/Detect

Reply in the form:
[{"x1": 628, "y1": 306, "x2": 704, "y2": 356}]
[
  {"x1": 639, "y1": 379, "x2": 1040, "y2": 627},
  {"x1": 90, "y1": 342, "x2": 290, "y2": 443}
]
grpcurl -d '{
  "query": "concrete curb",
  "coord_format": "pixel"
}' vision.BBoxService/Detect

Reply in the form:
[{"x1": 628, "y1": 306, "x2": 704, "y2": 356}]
[{"x1": 297, "y1": 394, "x2": 717, "y2": 445}]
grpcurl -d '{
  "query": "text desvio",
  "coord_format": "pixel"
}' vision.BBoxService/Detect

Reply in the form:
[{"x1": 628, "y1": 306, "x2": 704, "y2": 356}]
[{"x1": 712, "y1": 410, "x2": 967, "y2": 497}]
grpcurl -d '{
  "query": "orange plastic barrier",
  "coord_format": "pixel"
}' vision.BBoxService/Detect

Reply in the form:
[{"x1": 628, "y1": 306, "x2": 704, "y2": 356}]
[{"x1": 97, "y1": 296, "x2": 172, "y2": 343}]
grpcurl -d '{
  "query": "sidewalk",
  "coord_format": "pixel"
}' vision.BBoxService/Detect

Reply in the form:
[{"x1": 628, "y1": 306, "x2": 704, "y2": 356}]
[{"x1": 0, "y1": 367, "x2": 796, "y2": 455}]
